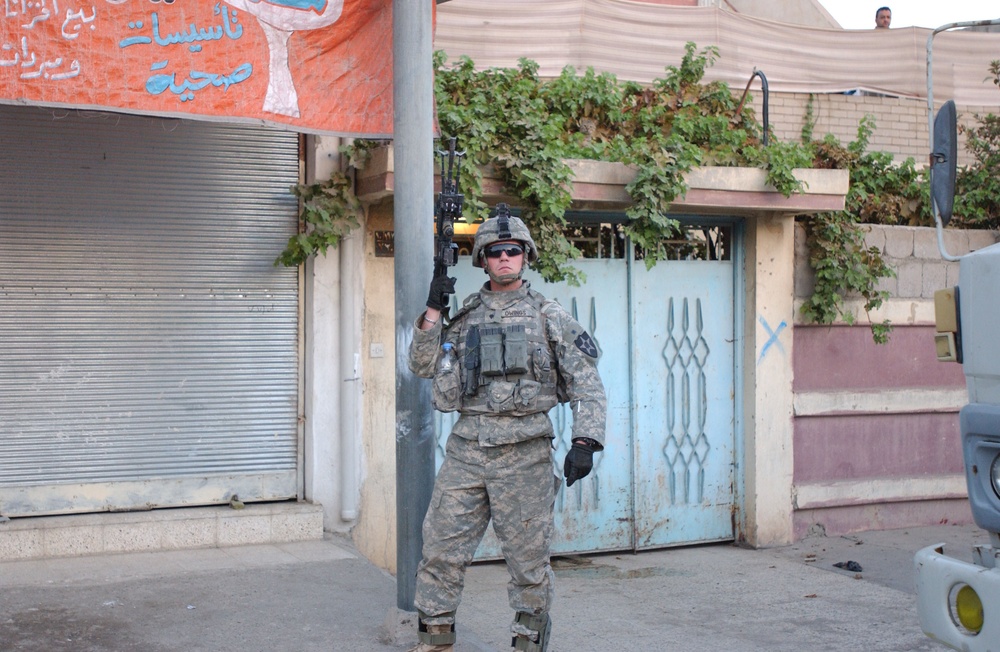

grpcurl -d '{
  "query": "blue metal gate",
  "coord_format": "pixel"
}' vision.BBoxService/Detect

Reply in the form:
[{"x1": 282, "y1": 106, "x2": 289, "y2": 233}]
[{"x1": 436, "y1": 219, "x2": 740, "y2": 554}]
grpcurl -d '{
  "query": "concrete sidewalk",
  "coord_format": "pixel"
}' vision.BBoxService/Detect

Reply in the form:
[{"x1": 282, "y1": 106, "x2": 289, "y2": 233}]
[{"x1": 1, "y1": 523, "x2": 984, "y2": 651}]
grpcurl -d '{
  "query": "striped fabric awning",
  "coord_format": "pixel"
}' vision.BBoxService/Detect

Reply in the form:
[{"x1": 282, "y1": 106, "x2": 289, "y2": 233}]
[{"x1": 435, "y1": 1, "x2": 1000, "y2": 105}]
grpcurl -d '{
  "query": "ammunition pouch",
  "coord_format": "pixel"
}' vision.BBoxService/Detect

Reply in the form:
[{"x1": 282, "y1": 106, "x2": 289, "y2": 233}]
[
  {"x1": 485, "y1": 378, "x2": 543, "y2": 413},
  {"x1": 504, "y1": 324, "x2": 529, "y2": 374},
  {"x1": 479, "y1": 326, "x2": 504, "y2": 376},
  {"x1": 479, "y1": 324, "x2": 530, "y2": 377}
]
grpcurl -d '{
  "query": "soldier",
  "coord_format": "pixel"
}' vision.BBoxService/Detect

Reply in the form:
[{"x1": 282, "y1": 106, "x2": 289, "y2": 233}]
[{"x1": 407, "y1": 204, "x2": 607, "y2": 652}]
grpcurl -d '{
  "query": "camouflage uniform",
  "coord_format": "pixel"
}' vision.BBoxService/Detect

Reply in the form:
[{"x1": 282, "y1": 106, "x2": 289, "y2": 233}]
[{"x1": 407, "y1": 280, "x2": 606, "y2": 641}]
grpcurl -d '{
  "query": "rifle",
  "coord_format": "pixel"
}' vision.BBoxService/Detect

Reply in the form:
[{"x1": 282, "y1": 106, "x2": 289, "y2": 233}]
[{"x1": 433, "y1": 137, "x2": 465, "y2": 317}]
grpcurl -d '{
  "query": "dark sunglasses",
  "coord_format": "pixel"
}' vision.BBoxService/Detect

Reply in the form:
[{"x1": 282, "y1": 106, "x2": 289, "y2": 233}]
[{"x1": 484, "y1": 243, "x2": 524, "y2": 259}]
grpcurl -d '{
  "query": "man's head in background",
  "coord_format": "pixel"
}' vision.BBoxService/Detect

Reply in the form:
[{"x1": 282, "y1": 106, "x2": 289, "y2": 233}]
[{"x1": 875, "y1": 7, "x2": 892, "y2": 29}]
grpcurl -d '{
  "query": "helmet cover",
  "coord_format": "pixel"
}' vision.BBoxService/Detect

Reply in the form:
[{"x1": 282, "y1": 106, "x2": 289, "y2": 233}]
[{"x1": 471, "y1": 203, "x2": 538, "y2": 269}]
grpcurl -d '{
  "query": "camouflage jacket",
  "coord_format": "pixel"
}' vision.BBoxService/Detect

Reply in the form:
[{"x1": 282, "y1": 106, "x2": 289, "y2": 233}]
[{"x1": 408, "y1": 282, "x2": 606, "y2": 447}]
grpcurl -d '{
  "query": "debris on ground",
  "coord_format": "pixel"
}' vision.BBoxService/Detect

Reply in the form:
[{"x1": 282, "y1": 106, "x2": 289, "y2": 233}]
[{"x1": 833, "y1": 561, "x2": 863, "y2": 572}]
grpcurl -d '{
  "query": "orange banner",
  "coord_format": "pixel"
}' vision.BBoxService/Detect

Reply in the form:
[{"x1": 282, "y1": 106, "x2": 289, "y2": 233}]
[{"x1": 0, "y1": 0, "x2": 392, "y2": 136}]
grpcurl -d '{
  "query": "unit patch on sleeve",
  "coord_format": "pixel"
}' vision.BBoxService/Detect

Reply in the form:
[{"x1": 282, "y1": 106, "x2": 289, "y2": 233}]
[{"x1": 574, "y1": 332, "x2": 599, "y2": 358}]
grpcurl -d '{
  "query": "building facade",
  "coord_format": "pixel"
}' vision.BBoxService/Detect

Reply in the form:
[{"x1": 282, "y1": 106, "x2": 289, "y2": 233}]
[{"x1": 3, "y1": 1, "x2": 997, "y2": 570}]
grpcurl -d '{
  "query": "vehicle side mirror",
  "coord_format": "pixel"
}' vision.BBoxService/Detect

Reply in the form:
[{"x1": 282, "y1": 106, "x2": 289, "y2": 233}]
[{"x1": 931, "y1": 100, "x2": 957, "y2": 226}]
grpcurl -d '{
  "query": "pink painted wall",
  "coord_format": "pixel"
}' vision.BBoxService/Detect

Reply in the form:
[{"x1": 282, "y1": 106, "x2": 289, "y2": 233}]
[
  {"x1": 792, "y1": 323, "x2": 970, "y2": 537},
  {"x1": 794, "y1": 413, "x2": 963, "y2": 482},
  {"x1": 794, "y1": 324, "x2": 965, "y2": 392}
]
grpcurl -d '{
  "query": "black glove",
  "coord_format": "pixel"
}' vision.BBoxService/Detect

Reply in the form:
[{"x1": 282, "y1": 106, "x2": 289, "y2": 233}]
[
  {"x1": 426, "y1": 273, "x2": 456, "y2": 311},
  {"x1": 564, "y1": 441, "x2": 596, "y2": 487}
]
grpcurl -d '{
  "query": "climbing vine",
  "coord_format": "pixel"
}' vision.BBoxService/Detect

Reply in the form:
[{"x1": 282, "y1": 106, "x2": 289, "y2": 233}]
[
  {"x1": 281, "y1": 43, "x2": 1000, "y2": 343},
  {"x1": 798, "y1": 208, "x2": 894, "y2": 344},
  {"x1": 275, "y1": 171, "x2": 362, "y2": 267},
  {"x1": 431, "y1": 43, "x2": 809, "y2": 282},
  {"x1": 797, "y1": 112, "x2": 910, "y2": 343}
]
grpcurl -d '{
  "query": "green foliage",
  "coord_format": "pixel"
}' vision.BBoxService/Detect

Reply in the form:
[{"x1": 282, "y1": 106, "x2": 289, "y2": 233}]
[
  {"x1": 278, "y1": 44, "x2": 797, "y2": 278},
  {"x1": 799, "y1": 86, "x2": 1000, "y2": 235},
  {"x1": 748, "y1": 139, "x2": 812, "y2": 197},
  {"x1": 954, "y1": 112, "x2": 1000, "y2": 228},
  {"x1": 841, "y1": 116, "x2": 927, "y2": 227},
  {"x1": 798, "y1": 117, "x2": 899, "y2": 342},
  {"x1": 283, "y1": 44, "x2": 1000, "y2": 345},
  {"x1": 794, "y1": 83, "x2": 1000, "y2": 341},
  {"x1": 800, "y1": 94, "x2": 815, "y2": 144},
  {"x1": 798, "y1": 209, "x2": 894, "y2": 343},
  {"x1": 274, "y1": 171, "x2": 362, "y2": 267},
  {"x1": 433, "y1": 42, "x2": 786, "y2": 279},
  {"x1": 434, "y1": 52, "x2": 581, "y2": 282}
]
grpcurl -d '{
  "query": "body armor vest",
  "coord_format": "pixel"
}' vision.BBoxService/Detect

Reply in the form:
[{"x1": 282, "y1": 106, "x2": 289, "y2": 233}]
[{"x1": 432, "y1": 289, "x2": 560, "y2": 416}]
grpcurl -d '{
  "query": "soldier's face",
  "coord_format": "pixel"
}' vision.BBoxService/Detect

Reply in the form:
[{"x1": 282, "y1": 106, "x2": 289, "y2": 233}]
[{"x1": 484, "y1": 240, "x2": 525, "y2": 287}]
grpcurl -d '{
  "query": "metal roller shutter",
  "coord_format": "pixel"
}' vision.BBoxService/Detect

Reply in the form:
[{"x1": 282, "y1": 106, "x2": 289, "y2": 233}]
[{"x1": 0, "y1": 105, "x2": 301, "y2": 517}]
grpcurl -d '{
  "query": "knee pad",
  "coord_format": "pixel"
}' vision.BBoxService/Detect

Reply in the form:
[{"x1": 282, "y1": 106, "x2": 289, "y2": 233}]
[
  {"x1": 511, "y1": 611, "x2": 550, "y2": 652},
  {"x1": 418, "y1": 611, "x2": 456, "y2": 647}
]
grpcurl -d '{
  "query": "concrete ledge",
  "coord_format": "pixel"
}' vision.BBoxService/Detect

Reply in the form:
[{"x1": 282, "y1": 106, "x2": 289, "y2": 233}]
[
  {"x1": 356, "y1": 146, "x2": 848, "y2": 215},
  {"x1": 792, "y1": 297, "x2": 937, "y2": 326},
  {"x1": 792, "y1": 497, "x2": 974, "y2": 540},
  {"x1": 793, "y1": 474, "x2": 967, "y2": 511},
  {"x1": 794, "y1": 388, "x2": 966, "y2": 416},
  {"x1": 0, "y1": 502, "x2": 324, "y2": 562}
]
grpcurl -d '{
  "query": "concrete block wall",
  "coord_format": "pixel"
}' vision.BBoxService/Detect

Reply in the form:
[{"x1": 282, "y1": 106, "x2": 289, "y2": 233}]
[
  {"x1": 793, "y1": 223, "x2": 998, "y2": 307},
  {"x1": 869, "y1": 226, "x2": 998, "y2": 299},
  {"x1": 790, "y1": 223, "x2": 996, "y2": 539},
  {"x1": 751, "y1": 93, "x2": 992, "y2": 168}
]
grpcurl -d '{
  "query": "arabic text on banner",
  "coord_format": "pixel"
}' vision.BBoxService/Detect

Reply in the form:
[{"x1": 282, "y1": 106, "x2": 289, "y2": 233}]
[{"x1": 0, "y1": 0, "x2": 392, "y2": 136}]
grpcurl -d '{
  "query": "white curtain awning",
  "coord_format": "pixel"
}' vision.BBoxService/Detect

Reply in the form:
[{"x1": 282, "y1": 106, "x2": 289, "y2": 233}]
[{"x1": 435, "y1": 0, "x2": 1000, "y2": 106}]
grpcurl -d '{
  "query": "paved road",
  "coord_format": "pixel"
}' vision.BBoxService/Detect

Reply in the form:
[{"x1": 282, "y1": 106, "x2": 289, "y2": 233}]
[{"x1": 1, "y1": 523, "x2": 982, "y2": 651}]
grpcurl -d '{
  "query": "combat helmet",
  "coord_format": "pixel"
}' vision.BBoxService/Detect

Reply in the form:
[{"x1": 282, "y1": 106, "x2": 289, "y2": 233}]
[{"x1": 471, "y1": 203, "x2": 538, "y2": 268}]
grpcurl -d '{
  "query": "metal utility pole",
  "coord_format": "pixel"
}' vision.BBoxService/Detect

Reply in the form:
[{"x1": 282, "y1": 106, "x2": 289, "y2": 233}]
[{"x1": 392, "y1": 0, "x2": 435, "y2": 611}]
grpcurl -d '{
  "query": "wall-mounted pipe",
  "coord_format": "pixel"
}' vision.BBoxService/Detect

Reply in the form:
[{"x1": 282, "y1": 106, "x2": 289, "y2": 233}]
[
  {"x1": 339, "y1": 227, "x2": 362, "y2": 522},
  {"x1": 736, "y1": 69, "x2": 769, "y2": 147}
]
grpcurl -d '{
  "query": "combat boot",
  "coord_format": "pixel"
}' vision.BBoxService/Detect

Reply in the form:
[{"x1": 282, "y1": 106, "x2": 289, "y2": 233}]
[
  {"x1": 511, "y1": 611, "x2": 550, "y2": 652},
  {"x1": 408, "y1": 614, "x2": 456, "y2": 652}
]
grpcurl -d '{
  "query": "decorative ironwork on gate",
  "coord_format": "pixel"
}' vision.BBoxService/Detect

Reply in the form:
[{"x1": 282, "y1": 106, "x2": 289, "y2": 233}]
[{"x1": 661, "y1": 297, "x2": 711, "y2": 505}]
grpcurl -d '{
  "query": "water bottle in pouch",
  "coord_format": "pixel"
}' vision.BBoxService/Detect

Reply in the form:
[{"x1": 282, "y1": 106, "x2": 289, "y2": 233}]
[{"x1": 439, "y1": 342, "x2": 457, "y2": 374}]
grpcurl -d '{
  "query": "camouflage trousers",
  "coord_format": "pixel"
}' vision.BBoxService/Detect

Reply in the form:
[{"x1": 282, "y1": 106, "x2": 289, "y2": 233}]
[{"x1": 415, "y1": 434, "x2": 557, "y2": 626}]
